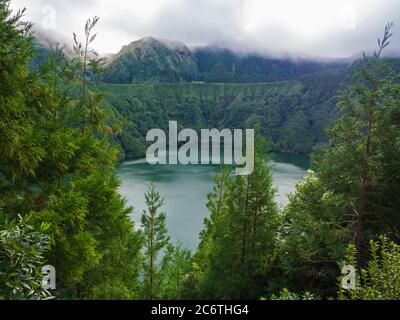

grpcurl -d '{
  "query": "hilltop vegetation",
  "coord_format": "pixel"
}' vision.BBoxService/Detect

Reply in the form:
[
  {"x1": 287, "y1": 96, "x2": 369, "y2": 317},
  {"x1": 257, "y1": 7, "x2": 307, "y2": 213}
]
[
  {"x1": 102, "y1": 37, "x2": 198, "y2": 83},
  {"x1": 95, "y1": 68, "x2": 346, "y2": 158},
  {"x1": 100, "y1": 36, "x2": 348, "y2": 84}
]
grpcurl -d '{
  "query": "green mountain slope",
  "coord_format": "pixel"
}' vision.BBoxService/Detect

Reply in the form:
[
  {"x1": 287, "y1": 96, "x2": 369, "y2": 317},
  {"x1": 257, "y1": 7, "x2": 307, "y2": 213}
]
[
  {"x1": 102, "y1": 37, "x2": 198, "y2": 83},
  {"x1": 194, "y1": 47, "x2": 347, "y2": 83},
  {"x1": 101, "y1": 37, "x2": 349, "y2": 84},
  {"x1": 94, "y1": 68, "x2": 347, "y2": 158}
]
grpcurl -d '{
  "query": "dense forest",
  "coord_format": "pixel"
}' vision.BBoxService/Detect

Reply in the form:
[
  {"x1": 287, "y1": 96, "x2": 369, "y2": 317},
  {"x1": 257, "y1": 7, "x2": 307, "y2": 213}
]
[
  {"x1": 1, "y1": 0, "x2": 400, "y2": 300},
  {"x1": 97, "y1": 58, "x2": 400, "y2": 159},
  {"x1": 94, "y1": 69, "x2": 345, "y2": 158}
]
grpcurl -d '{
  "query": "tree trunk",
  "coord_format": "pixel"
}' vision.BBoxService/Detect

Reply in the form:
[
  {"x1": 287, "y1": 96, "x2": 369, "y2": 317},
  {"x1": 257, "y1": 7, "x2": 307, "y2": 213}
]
[{"x1": 355, "y1": 93, "x2": 375, "y2": 265}]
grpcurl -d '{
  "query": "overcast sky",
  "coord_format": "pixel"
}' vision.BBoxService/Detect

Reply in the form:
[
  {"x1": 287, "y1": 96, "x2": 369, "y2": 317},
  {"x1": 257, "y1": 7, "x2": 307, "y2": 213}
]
[{"x1": 10, "y1": 0, "x2": 400, "y2": 58}]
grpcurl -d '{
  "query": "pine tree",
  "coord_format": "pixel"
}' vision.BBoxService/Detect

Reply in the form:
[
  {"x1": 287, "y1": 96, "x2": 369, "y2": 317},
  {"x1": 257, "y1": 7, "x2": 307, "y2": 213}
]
[
  {"x1": 0, "y1": 0, "x2": 46, "y2": 184},
  {"x1": 276, "y1": 23, "x2": 400, "y2": 297},
  {"x1": 273, "y1": 172, "x2": 348, "y2": 296},
  {"x1": 160, "y1": 243, "x2": 192, "y2": 299},
  {"x1": 314, "y1": 23, "x2": 400, "y2": 264},
  {"x1": 194, "y1": 140, "x2": 279, "y2": 299},
  {"x1": 0, "y1": 4, "x2": 143, "y2": 299},
  {"x1": 190, "y1": 166, "x2": 230, "y2": 298},
  {"x1": 141, "y1": 183, "x2": 170, "y2": 300}
]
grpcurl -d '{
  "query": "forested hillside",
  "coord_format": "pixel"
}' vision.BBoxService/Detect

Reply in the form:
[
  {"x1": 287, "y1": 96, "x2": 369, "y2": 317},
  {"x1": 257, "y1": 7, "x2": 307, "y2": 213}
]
[
  {"x1": 102, "y1": 37, "x2": 198, "y2": 83},
  {"x1": 95, "y1": 68, "x2": 346, "y2": 158},
  {"x1": 194, "y1": 47, "x2": 347, "y2": 83},
  {"x1": 34, "y1": 32, "x2": 400, "y2": 161}
]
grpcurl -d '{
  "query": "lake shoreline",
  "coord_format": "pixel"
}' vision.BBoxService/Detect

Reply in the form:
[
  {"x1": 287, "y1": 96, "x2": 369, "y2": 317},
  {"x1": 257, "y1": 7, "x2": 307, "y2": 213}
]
[{"x1": 117, "y1": 153, "x2": 309, "y2": 250}]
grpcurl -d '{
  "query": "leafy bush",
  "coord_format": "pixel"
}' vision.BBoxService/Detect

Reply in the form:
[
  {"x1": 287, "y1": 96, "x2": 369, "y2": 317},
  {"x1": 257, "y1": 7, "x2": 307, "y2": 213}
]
[
  {"x1": 340, "y1": 236, "x2": 400, "y2": 300},
  {"x1": 268, "y1": 288, "x2": 318, "y2": 300},
  {"x1": 0, "y1": 215, "x2": 53, "y2": 300}
]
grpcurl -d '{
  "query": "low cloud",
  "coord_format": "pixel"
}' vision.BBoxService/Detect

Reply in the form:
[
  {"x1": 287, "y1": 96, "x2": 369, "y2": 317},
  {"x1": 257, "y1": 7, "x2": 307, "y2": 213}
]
[{"x1": 10, "y1": 0, "x2": 400, "y2": 58}]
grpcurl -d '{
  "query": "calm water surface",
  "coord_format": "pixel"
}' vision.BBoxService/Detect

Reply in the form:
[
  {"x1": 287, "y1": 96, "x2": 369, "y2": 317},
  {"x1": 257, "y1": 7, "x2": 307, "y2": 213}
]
[{"x1": 117, "y1": 154, "x2": 309, "y2": 250}]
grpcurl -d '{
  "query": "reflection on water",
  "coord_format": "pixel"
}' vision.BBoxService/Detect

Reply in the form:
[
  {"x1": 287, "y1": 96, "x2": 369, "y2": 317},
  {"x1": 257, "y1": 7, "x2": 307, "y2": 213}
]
[{"x1": 117, "y1": 154, "x2": 309, "y2": 250}]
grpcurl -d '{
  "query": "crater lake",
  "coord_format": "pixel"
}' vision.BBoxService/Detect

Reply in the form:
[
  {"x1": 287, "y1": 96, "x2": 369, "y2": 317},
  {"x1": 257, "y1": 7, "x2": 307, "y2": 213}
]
[{"x1": 117, "y1": 153, "x2": 309, "y2": 250}]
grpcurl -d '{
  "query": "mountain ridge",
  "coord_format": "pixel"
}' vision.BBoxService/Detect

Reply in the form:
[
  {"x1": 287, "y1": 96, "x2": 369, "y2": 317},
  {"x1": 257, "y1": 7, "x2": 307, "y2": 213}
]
[
  {"x1": 100, "y1": 37, "x2": 350, "y2": 84},
  {"x1": 31, "y1": 31, "x2": 357, "y2": 84},
  {"x1": 102, "y1": 36, "x2": 198, "y2": 83}
]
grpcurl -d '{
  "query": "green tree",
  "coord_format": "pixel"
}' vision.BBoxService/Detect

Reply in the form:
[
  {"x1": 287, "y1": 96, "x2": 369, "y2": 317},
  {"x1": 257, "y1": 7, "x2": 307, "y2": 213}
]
[
  {"x1": 273, "y1": 172, "x2": 348, "y2": 296},
  {"x1": 314, "y1": 23, "x2": 400, "y2": 264},
  {"x1": 0, "y1": 0, "x2": 46, "y2": 184},
  {"x1": 194, "y1": 140, "x2": 279, "y2": 299},
  {"x1": 141, "y1": 183, "x2": 170, "y2": 300},
  {"x1": 274, "y1": 24, "x2": 400, "y2": 298},
  {"x1": 160, "y1": 243, "x2": 192, "y2": 300},
  {"x1": 189, "y1": 166, "x2": 230, "y2": 298},
  {"x1": 31, "y1": 17, "x2": 141, "y2": 300},
  {"x1": 72, "y1": 16, "x2": 107, "y2": 135},
  {"x1": 0, "y1": 3, "x2": 142, "y2": 300}
]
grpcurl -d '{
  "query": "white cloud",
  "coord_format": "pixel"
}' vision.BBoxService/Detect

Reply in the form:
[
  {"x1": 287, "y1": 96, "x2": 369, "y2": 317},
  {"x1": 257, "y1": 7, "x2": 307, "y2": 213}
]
[{"x1": 9, "y1": 0, "x2": 400, "y2": 57}]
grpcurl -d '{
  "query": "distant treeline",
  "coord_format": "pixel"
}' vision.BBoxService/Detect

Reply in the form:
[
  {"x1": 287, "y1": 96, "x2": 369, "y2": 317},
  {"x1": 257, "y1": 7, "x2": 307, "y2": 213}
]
[{"x1": 94, "y1": 70, "x2": 345, "y2": 159}]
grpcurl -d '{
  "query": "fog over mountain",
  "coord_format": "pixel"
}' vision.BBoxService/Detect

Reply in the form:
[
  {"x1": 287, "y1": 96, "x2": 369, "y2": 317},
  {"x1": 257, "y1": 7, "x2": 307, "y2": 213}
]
[{"x1": 10, "y1": 0, "x2": 400, "y2": 58}]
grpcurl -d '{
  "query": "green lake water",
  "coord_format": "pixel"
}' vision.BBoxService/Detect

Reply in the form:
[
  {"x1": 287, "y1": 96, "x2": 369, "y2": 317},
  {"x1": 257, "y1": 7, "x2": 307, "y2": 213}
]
[{"x1": 117, "y1": 154, "x2": 309, "y2": 250}]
